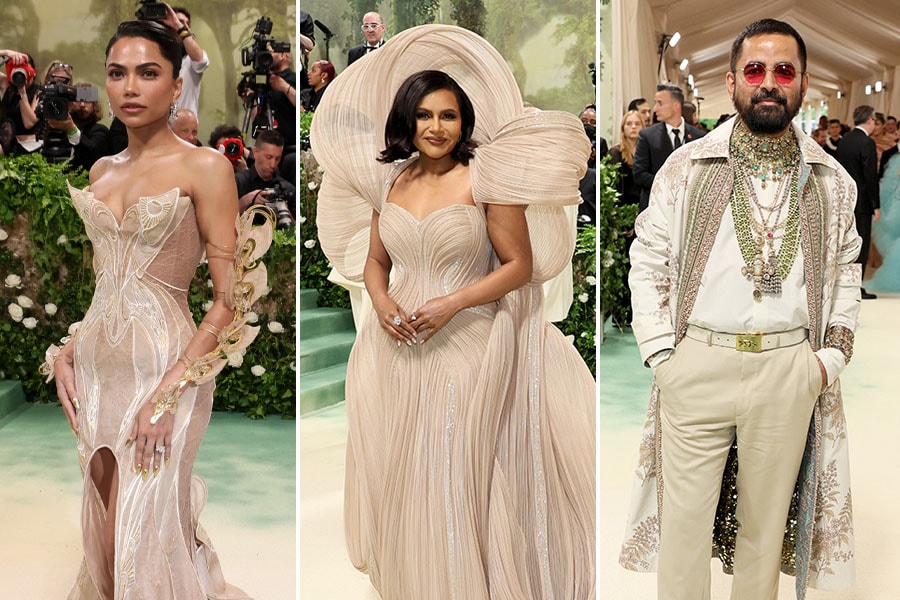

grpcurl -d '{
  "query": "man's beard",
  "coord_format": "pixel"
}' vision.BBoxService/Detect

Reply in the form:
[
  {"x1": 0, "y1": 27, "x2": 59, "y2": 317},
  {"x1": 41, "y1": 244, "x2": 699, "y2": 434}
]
[{"x1": 734, "y1": 88, "x2": 801, "y2": 134}]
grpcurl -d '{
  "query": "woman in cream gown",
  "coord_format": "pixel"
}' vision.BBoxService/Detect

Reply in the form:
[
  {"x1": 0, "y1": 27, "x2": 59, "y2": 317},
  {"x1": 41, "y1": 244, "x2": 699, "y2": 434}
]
[
  {"x1": 42, "y1": 19, "x2": 269, "y2": 599},
  {"x1": 311, "y1": 25, "x2": 596, "y2": 599}
]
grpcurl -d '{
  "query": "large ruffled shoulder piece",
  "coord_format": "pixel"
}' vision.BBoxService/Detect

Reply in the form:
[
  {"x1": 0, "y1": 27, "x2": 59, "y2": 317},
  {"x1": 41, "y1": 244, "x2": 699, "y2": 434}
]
[{"x1": 311, "y1": 24, "x2": 590, "y2": 284}]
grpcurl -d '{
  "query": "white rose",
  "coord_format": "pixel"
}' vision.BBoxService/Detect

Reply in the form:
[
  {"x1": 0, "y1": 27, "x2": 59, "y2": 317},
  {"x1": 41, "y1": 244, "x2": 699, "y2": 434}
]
[
  {"x1": 298, "y1": 216, "x2": 307, "y2": 224},
  {"x1": 289, "y1": 360, "x2": 296, "y2": 371},
  {"x1": 8, "y1": 303, "x2": 23, "y2": 321},
  {"x1": 578, "y1": 293, "x2": 589, "y2": 303},
  {"x1": 227, "y1": 352, "x2": 244, "y2": 367},
  {"x1": 4, "y1": 274, "x2": 22, "y2": 288},
  {"x1": 245, "y1": 311, "x2": 259, "y2": 324},
  {"x1": 57, "y1": 234, "x2": 68, "y2": 245},
  {"x1": 580, "y1": 332, "x2": 588, "y2": 338},
  {"x1": 0, "y1": 228, "x2": 7, "y2": 241},
  {"x1": 202, "y1": 300, "x2": 214, "y2": 312},
  {"x1": 585, "y1": 275, "x2": 597, "y2": 286},
  {"x1": 267, "y1": 321, "x2": 284, "y2": 333},
  {"x1": 22, "y1": 317, "x2": 37, "y2": 329},
  {"x1": 250, "y1": 365, "x2": 266, "y2": 377},
  {"x1": 17, "y1": 295, "x2": 33, "y2": 308},
  {"x1": 303, "y1": 239, "x2": 317, "y2": 249},
  {"x1": 206, "y1": 279, "x2": 213, "y2": 288},
  {"x1": 45, "y1": 303, "x2": 58, "y2": 316},
  {"x1": 307, "y1": 181, "x2": 318, "y2": 190}
]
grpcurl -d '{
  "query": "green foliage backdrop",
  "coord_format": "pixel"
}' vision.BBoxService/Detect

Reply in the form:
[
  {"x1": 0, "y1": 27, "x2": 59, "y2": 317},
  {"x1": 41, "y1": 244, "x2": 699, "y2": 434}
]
[{"x1": 0, "y1": 154, "x2": 295, "y2": 419}]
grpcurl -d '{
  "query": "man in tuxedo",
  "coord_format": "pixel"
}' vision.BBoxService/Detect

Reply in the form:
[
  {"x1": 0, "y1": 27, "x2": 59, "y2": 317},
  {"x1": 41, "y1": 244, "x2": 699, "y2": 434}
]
[
  {"x1": 835, "y1": 104, "x2": 881, "y2": 298},
  {"x1": 348, "y1": 12, "x2": 386, "y2": 65},
  {"x1": 632, "y1": 83, "x2": 705, "y2": 212}
]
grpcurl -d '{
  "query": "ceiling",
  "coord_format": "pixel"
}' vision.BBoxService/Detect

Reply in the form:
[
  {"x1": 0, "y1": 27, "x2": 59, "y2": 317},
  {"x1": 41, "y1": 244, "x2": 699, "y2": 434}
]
[{"x1": 647, "y1": 0, "x2": 900, "y2": 120}]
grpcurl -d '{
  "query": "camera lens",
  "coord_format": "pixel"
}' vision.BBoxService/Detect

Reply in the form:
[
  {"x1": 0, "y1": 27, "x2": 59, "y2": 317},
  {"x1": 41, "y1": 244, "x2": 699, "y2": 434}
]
[{"x1": 11, "y1": 70, "x2": 26, "y2": 87}]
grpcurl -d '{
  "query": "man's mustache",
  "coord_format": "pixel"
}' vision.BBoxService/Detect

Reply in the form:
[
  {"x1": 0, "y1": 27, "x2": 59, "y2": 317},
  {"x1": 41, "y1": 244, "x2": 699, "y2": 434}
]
[{"x1": 751, "y1": 90, "x2": 788, "y2": 107}]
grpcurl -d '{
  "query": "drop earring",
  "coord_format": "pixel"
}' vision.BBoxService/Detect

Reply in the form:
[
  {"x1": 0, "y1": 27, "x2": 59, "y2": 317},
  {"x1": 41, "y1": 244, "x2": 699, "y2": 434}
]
[
  {"x1": 169, "y1": 103, "x2": 177, "y2": 119},
  {"x1": 107, "y1": 100, "x2": 114, "y2": 120}
]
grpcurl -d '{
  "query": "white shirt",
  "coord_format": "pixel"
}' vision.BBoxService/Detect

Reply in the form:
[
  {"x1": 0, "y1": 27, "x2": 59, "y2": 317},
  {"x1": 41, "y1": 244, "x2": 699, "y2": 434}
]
[
  {"x1": 178, "y1": 51, "x2": 209, "y2": 119},
  {"x1": 665, "y1": 118, "x2": 686, "y2": 148}
]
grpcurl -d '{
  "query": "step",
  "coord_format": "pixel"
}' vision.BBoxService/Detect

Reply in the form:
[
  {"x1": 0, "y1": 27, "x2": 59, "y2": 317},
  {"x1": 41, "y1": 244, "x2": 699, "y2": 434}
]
[
  {"x1": 299, "y1": 288, "x2": 319, "y2": 310},
  {"x1": 299, "y1": 363, "x2": 348, "y2": 415},
  {"x1": 299, "y1": 331, "x2": 357, "y2": 372},
  {"x1": 299, "y1": 307, "x2": 355, "y2": 338},
  {"x1": 0, "y1": 380, "x2": 26, "y2": 421}
]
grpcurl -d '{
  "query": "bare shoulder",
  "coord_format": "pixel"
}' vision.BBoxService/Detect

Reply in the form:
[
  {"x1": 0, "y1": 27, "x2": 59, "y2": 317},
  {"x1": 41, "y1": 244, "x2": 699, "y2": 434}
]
[
  {"x1": 184, "y1": 144, "x2": 233, "y2": 178},
  {"x1": 88, "y1": 155, "x2": 114, "y2": 185}
]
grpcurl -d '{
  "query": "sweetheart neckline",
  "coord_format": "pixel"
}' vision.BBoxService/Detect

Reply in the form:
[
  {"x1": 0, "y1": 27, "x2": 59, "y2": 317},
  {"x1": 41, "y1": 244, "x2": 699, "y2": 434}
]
[{"x1": 383, "y1": 201, "x2": 480, "y2": 224}]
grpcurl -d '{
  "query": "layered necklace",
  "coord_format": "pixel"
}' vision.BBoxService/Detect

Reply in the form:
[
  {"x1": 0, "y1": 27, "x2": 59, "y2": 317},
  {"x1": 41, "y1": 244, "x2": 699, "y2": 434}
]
[{"x1": 729, "y1": 120, "x2": 802, "y2": 301}]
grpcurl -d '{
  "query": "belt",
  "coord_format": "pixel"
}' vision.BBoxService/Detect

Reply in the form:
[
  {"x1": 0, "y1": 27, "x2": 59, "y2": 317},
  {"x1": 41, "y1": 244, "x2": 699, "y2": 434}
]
[{"x1": 685, "y1": 324, "x2": 808, "y2": 353}]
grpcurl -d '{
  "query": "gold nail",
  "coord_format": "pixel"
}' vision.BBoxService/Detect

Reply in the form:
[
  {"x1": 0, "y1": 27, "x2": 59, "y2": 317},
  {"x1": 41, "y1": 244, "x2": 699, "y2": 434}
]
[
  {"x1": 142, "y1": 469, "x2": 148, "y2": 481},
  {"x1": 154, "y1": 466, "x2": 159, "y2": 476},
  {"x1": 165, "y1": 457, "x2": 169, "y2": 467},
  {"x1": 135, "y1": 463, "x2": 142, "y2": 474},
  {"x1": 125, "y1": 437, "x2": 132, "y2": 446}
]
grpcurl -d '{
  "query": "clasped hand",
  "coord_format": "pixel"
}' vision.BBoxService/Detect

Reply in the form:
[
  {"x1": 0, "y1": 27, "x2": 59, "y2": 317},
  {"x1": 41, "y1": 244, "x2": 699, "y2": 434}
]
[{"x1": 375, "y1": 294, "x2": 459, "y2": 345}]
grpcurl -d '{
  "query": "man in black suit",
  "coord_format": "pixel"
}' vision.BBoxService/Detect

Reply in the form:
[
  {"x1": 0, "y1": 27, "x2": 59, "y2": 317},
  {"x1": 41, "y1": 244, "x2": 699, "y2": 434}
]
[
  {"x1": 835, "y1": 104, "x2": 881, "y2": 299},
  {"x1": 632, "y1": 83, "x2": 705, "y2": 212},
  {"x1": 348, "y1": 12, "x2": 386, "y2": 65}
]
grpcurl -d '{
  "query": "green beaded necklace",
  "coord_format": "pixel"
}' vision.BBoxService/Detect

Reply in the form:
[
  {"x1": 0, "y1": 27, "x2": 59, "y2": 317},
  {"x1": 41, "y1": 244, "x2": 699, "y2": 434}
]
[{"x1": 729, "y1": 120, "x2": 802, "y2": 301}]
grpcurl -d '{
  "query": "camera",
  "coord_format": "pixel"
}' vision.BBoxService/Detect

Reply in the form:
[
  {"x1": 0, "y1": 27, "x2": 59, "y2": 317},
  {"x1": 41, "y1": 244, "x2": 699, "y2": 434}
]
[
  {"x1": 36, "y1": 83, "x2": 99, "y2": 121},
  {"x1": 2, "y1": 57, "x2": 36, "y2": 87},
  {"x1": 217, "y1": 137, "x2": 245, "y2": 163},
  {"x1": 238, "y1": 17, "x2": 291, "y2": 138},
  {"x1": 135, "y1": 0, "x2": 167, "y2": 21},
  {"x1": 265, "y1": 180, "x2": 294, "y2": 230},
  {"x1": 240, "y1": 17, "x2": 291, "y2": 75}
]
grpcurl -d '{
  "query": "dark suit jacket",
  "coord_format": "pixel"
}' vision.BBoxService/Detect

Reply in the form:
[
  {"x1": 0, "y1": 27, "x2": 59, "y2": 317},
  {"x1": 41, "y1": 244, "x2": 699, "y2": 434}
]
[
  {"x1": 348, "y1": 41, "x2": 384, "y2": 65},
  {"x1": 632, "y1": 121, "x2": 705, "y2": 212},
  {"x1": 835, "y1": 127, "x2": 879, "y2": 215}
]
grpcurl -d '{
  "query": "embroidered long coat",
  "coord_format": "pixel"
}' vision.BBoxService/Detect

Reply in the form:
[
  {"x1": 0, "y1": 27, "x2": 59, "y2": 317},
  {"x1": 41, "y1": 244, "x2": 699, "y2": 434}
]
[{"x1": 621, "y1": 117, "x2": 862, "y2": 598}]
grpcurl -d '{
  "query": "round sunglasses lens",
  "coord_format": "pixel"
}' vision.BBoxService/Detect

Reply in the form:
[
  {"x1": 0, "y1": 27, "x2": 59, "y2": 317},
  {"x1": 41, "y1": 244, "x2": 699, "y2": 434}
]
[
  {"x1": 774, "y1": 64, "x2": 796, "y2": 84},
  {"x1": 743, "y1": 64, "x2": 766, "y2": 84}
]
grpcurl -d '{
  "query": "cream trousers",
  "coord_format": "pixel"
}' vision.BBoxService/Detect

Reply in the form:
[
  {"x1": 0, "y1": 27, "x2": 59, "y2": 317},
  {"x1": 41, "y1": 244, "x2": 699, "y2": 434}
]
[{"x1": 655, "y1": 335, "x2": 822, "y2": 600}]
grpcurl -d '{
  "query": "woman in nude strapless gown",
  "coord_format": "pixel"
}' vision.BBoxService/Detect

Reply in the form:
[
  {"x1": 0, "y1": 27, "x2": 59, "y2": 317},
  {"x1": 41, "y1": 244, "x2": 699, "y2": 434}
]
[
  {"x1": 312, "y1": 25, "x2": 597, "y2": 599},
  {"x1": 41, "y1": 17, "x2": 270, "y2": 600}
]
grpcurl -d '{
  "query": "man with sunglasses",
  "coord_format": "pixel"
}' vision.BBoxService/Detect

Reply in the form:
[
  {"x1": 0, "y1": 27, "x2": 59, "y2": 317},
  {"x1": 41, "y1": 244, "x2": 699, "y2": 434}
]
[
  {"x1": 632, "y1": 82, "x2": 705, "y2": 213},
  {"x1": 348, "y1": 12, "x2": 386, "y2": 66},
  {"x1": 623, "y1": 19, "x2": 860, "y2": 600}
]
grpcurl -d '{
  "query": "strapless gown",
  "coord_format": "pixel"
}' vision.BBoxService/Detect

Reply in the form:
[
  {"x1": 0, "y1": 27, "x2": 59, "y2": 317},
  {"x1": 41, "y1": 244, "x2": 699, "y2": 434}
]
[
  {"x1": 343, "y1": 198, "x2": 596, "y2": 599},
  {"x1": 65, "y1": 185, "x2": 248, "y2": 599}
]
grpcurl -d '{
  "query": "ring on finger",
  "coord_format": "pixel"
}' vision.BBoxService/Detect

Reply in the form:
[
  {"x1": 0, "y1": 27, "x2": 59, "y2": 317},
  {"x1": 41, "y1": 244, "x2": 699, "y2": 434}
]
[
  {"x1": 71, "y1": 396, "x2": 80, "y2": 410},
  {"x1": 155, "y1": 445, "x2": 165, "y2": 454},
  {"x1": 409, "y1": 314, "x2": 417, "y2": 321},
  {"x1": 393, "y1": 316, "x2": 402, "y2": 326}
]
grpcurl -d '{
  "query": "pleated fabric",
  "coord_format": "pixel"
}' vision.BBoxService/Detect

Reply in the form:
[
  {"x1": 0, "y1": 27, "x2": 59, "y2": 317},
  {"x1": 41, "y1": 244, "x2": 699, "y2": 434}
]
[{"x1": 311, "y1": 24, "x2": 596, "y2": 600}]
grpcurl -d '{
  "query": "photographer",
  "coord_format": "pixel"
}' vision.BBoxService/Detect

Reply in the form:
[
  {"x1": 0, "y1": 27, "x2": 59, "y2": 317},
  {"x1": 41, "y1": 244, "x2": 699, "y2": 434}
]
[
  {"x1": 0, "y1": 51, "x2": 39, "y2": 154},
  {"x1": 266, "y1": 47, "x2": 296, "y2": 151},
  {"x1": 159, "y1": 3, "x2": 209, "y2": 120},
  {"x1": 235, "y1": 130, "x2": 294, "y2": 226},
  {"x1": 45, "y1": 82, "x2": 111, "y2": 171},
  {"x1": 209, "y1": 123, "x2": 250, "y2": 172}
]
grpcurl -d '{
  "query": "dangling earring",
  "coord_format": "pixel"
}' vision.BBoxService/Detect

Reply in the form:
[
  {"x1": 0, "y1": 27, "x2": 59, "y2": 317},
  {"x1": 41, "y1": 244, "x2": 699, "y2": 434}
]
[
  {"x1": 107, "y1": 100, "x2": 114, "y2": 120},
  {"x1": 169, "y1": 102, "x2": 177, "y2": 119}
]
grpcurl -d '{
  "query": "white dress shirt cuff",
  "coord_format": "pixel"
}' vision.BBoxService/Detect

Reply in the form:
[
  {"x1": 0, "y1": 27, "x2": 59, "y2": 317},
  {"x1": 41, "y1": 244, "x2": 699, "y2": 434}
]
[{"x1": 815, "y1": 347, "x2": 846, "y2": 386}]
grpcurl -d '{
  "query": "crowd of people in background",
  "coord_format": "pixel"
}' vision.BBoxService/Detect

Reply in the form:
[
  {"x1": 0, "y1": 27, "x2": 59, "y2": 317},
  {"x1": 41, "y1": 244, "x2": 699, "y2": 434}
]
[
  {"x1": 0, "y1": 2, "x2": 296, "y2": 226},
  {"x1": 298, "y1": 8, "x2": 597, "y2": 236},
  {"x1": 602, "y1": 76, "x2": 899, "y2": 303}
]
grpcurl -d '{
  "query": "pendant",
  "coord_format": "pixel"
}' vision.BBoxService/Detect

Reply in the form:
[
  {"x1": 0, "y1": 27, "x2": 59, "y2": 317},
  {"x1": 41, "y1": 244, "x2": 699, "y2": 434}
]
[{"x1": 741, "y1": 253, "x2": 778, "y2": 302}]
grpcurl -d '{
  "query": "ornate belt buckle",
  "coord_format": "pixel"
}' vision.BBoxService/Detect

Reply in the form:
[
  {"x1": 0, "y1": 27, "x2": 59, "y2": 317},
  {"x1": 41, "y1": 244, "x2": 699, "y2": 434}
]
[{"x1": 735, "y1": 333, "x2": 763, "y2": 352}]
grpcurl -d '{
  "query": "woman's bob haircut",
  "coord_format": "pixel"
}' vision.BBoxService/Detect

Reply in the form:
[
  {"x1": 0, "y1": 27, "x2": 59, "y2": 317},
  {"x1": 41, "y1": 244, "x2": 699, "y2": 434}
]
[{"x1": 378, "y1": 70, "x2": 477, "y2": 165}]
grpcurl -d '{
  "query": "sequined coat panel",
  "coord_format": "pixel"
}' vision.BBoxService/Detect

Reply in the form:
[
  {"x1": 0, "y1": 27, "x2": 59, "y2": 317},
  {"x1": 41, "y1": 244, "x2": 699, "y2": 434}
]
[{"x1": 622, "y1": 117, "x2": 861, "y2": 597}]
